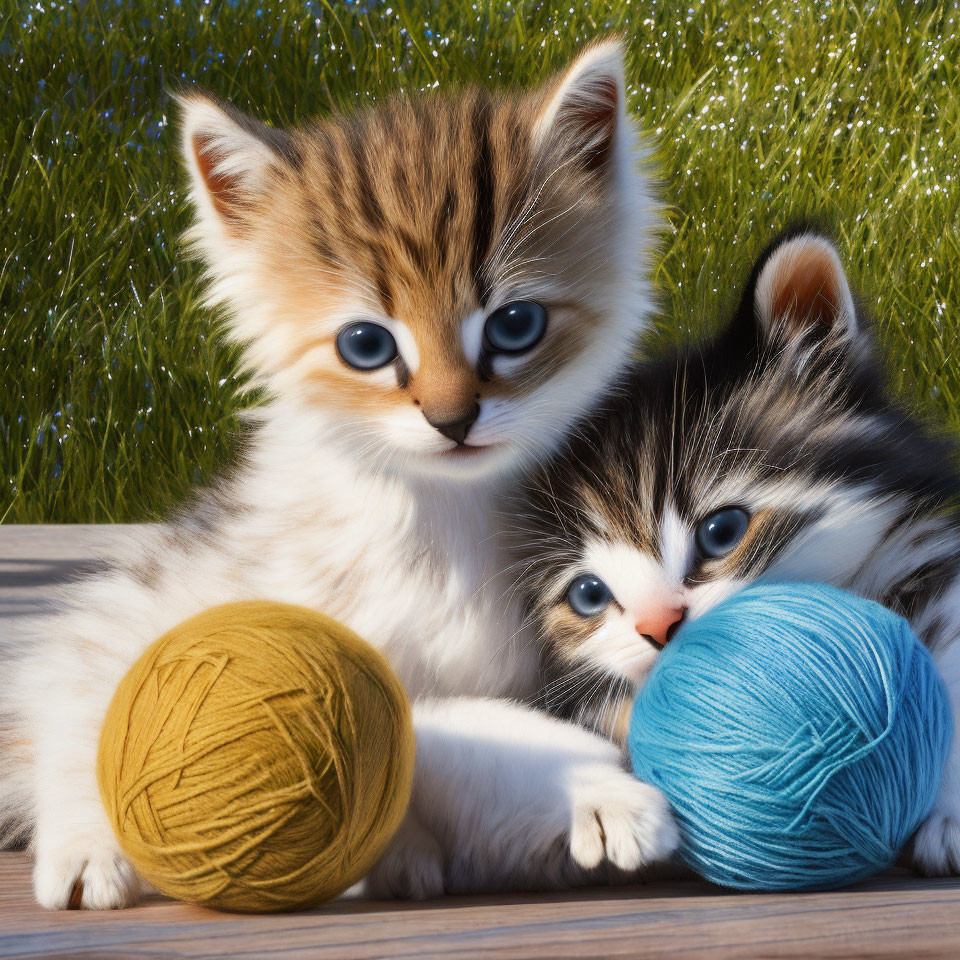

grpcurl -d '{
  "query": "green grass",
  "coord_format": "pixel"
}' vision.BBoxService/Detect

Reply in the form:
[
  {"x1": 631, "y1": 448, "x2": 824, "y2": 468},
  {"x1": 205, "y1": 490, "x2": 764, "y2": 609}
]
[{"x1": 2, "y1": 0, "x2": 959, "y2": 523}]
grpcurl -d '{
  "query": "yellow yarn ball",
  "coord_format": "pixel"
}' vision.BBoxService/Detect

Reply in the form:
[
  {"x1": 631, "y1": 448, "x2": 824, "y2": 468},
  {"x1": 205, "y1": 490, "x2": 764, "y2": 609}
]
[{"x1": 97, "y1": 601, "x2": 414, "y2": 913}]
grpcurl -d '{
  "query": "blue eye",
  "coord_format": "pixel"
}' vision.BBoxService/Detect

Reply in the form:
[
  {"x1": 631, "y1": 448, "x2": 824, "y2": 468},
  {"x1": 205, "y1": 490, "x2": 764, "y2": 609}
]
[
  {"x1": 567, "y1": 575, "x2": 613, "y2": 618},
  {"x1": 483, "y1": 301, "x2": 548, "y2": 354},
  {"x1": 696, "y1": 508, "x2": 751, "y2": 558},
  {"x1": 336, "y1": 322, "x2": 398, "y2": 370}
]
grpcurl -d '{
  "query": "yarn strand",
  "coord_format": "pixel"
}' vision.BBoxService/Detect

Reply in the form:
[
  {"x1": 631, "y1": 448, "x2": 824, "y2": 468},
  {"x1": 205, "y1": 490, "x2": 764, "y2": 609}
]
[
  {"x1": 629, "y1": 583, "x2": 952, "y2": 890},
  {"x1": 98, "y1": 601, "x2": 415, "y2": 912}
]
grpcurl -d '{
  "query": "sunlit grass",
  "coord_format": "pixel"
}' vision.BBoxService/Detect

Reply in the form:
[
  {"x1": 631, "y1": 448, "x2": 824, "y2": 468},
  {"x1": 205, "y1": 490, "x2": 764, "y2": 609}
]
[{"x1": 2, "y1": 0, "x2": 959, "y2": 522}]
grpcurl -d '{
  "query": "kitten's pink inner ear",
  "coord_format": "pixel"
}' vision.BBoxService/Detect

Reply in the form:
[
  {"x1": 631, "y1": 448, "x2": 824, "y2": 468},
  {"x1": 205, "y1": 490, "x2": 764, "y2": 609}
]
[
  {"x1": 767, "y1": 245, "x2": 846, "y2": 331},
  {"x1": 564, "y1": 75, "x2": 620, "y2": 171},
  {"x1": 536, "y1": 43, "x2": 625, "y2": 172},
  {"x1": 192, "y1": 134, "x2": 241, "y2": 223}
]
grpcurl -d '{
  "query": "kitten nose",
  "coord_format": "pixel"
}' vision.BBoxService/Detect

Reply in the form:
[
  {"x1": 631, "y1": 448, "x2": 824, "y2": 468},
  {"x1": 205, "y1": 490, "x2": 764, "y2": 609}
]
[
  {"x1": 424, "y1": 403, "x2": 480, "y2": 445},
  {"x1": 636, "y1": 606, "x2": 687, "y2": 650}
]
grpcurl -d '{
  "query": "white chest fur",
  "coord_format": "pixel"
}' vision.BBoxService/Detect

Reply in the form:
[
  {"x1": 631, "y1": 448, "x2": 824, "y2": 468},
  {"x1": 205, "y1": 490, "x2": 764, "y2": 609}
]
[{"x1": 213, "y1": 414, "x2": 538, "y2": 702}]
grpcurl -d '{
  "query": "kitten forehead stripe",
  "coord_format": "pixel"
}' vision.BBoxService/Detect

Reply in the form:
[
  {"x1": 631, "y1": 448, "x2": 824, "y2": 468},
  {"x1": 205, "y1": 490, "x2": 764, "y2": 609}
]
[{"x1": 471, "y1": 94, "x2": 496, "y2": 307}]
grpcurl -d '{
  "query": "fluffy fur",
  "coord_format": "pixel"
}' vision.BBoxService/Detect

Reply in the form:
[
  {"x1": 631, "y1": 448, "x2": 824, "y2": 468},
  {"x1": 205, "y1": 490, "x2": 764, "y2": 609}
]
[
  {"x1": 511, "y1": 229, "x2": 960, "y2": 875},
  {"x1": 0, "y1": 40, "x2": 678, "y2": 909}
]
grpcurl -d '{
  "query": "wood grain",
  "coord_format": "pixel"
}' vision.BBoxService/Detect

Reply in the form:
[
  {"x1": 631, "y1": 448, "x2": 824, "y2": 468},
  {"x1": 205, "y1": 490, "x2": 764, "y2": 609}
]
[
  {"x1": 3, "y1": 526, "x2": 960, "y2": 958},
  {"x1": 2, "y1": 854, "x2": 960, "y2": 959},
  {"x1": 0, "y1": 524, "x2": 148, "y2": 623}
]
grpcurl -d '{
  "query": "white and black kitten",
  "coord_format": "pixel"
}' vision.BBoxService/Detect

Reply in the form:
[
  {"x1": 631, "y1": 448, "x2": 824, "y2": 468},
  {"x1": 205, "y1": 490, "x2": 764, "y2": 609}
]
[{"x1": 511, "y1": 229, "x2": 960, "y2": 876}]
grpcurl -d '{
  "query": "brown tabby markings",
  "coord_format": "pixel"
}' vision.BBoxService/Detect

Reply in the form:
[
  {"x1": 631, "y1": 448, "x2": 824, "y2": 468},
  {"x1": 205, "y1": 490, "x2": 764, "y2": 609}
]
[{"x1": 186, "y1": 69, "x2": 628, "y2": 424}]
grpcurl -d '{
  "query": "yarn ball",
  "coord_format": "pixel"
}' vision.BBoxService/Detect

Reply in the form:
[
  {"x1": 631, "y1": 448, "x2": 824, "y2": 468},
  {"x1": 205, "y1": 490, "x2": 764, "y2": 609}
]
[
  {"x1": 628, "y1": 583, "x2": 952, "y2": 891},
  {"x1": 97, "y1": 601, "x2": 415, "y2": 913}
]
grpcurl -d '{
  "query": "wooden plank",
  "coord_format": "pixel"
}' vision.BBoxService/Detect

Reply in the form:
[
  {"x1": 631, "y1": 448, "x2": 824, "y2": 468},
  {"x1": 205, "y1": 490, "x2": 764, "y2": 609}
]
[
  {"x1": 3, "y1": 526, "x2": 960, "y2": 957},
  {"x1": 2, "y1": 853, "x2": 960, "y2": 959},
  {"x1": 0, "y1": 524, "x2": 147, "y2": 624}
]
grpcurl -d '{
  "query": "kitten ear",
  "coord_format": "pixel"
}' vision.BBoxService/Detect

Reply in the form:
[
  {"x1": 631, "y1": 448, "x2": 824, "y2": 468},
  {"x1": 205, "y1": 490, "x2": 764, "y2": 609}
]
[
  {"x1": 750, "y1": 232, "x2": 859, "y2": 341},
  {"x1": 176, "y1": 91, "x2": 291, "y2": 233},
  {"x1": 533, "y1": 39, "x2": 627, "y2": 173}
]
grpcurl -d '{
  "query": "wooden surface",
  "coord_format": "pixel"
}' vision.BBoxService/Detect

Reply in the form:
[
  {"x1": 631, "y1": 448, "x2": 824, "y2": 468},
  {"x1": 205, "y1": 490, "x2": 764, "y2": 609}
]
[
  {"x1": 3, "y1": 853, "x2": 960, "y2": 960},
  {"x1": 2, "y1": 525, "x2": 960, "y2": 959},
  {"x1": 0, "y1": 523, "x2": 147, "y2": 622}
]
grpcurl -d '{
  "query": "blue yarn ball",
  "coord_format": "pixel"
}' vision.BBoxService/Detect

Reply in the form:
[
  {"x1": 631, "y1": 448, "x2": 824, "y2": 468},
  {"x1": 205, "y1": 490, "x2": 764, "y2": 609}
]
[{"x1": 628, "y1": 583, "x2": 953, "y2": 891}]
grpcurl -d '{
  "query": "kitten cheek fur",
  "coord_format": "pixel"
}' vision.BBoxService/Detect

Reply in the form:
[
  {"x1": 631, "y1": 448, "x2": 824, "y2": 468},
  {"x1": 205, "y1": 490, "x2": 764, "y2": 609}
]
[{"x1": 176, "y1": 42, "x2": 656, "y2": 472}]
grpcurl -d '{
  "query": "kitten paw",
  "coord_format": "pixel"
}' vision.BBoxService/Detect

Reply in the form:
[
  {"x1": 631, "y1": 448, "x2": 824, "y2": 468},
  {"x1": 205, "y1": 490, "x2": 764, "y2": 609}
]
[
  {"x1": 913, "y1": 806, "x2": 960, "y2": 876},
  {"x1": 365, "y1": 815, "x2": 445, "y2": 900},
  {"x1": 569, "y1": 769, "x2": 680, "y2": 872},
  {"x1": 34, "y1": 843, "x2": 141, "y2": 910}
]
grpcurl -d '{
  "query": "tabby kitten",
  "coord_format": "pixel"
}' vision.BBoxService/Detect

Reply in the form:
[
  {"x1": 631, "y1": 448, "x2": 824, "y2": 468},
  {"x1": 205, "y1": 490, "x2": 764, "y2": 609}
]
[
  {"x1": 511, "y1": 230, "x2": 960, "y2": 876},
  {"x1": 0, "y1": 41, "x2": 680, "y2": 909}
]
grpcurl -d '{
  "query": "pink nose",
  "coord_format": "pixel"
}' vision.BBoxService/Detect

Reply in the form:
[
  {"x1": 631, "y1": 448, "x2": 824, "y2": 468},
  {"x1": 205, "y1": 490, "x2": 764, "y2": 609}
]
[{"x1": 635, "y1": 606, "x2": 687, "y2": 649}]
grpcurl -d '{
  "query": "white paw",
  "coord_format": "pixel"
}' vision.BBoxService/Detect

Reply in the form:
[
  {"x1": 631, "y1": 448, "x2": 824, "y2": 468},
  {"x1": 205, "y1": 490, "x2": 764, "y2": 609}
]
[
  {"x1": 568, "y1": 768, "x2": 680, "y2": 872},
  {"x1": 365, "y1": 815, "x2": 445, "y2": 900},
  {"x1": 913, "y1": 805, "x2": 960, "y2": 876},
  {"x1": 34, "y1": 842, "x2": 141, "y2": 910}
]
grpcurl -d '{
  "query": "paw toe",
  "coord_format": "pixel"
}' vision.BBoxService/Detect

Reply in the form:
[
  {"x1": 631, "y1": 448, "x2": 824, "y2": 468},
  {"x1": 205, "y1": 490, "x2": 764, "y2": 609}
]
[
  {"x1": 79, "y1": 854, "x2": 141, "y2": 910},
  {"x1": 34, "y1": 849, "x2": 140, "y2": 910},
  {"x1": 597, "y1": 811, "x2": 644, "y2": 872},
  {"x1": 367, "y1": 852, "x2": 445, "y2": 900},
  {"x1": 34, "y1": 855, "x2": 85, "y2": 911},
  {"x1": 914, "y1": 810, "x2": 960, "y2": 877},
  {"x1": 627, "y1": 782, "x2": 681, "y2": 864},
  {"x1": 406, "y1": 856, "x2": 445, "y2": 900},
  {"x1": 570, "y1": 775, "x2": 680, "y2": 873},
  {"x1": 366, "y1": 827, "x2": 445, "y2": 900},
  {"x1": 569, "y1": 808, "x2": 606, "y2": 870}
]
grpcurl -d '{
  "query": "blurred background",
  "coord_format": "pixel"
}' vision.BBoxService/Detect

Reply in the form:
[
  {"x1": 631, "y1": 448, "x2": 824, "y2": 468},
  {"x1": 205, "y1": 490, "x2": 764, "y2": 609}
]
[{"x1": 2, "y1": 0, "x2": 958, "y2": 523}]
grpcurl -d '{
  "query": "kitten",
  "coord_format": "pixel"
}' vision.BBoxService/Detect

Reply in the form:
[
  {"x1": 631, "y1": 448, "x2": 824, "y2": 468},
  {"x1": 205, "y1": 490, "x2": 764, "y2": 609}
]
[
  {"x1": 0, "y1": 40, "x2": 681, "y2": 909},
  {"x1": 511, "y1": 229, "x2": 960, "y2": 876}
]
